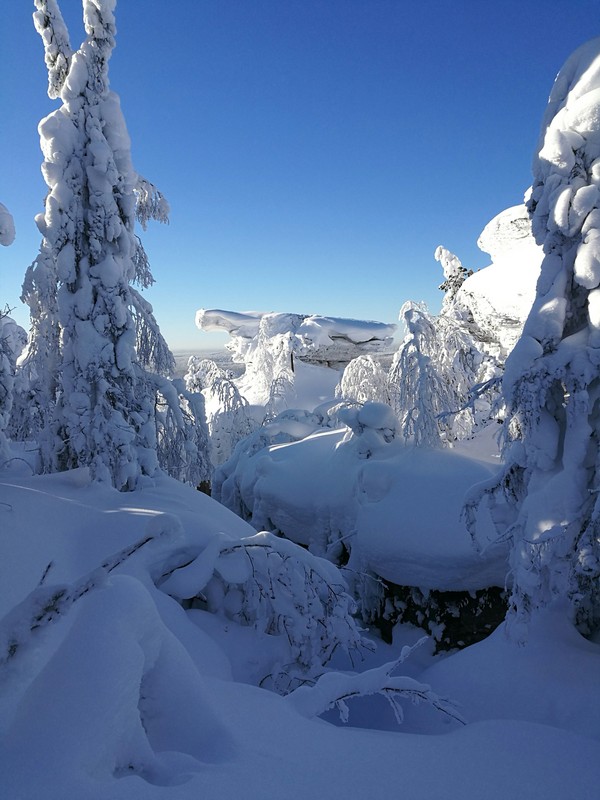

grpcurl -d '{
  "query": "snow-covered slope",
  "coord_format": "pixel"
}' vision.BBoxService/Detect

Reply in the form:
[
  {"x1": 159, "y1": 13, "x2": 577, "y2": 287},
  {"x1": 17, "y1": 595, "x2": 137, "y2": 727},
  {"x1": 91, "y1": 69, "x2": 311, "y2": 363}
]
[{"x1": 1, "y1": 468, "x2": 599, "y2": 799}]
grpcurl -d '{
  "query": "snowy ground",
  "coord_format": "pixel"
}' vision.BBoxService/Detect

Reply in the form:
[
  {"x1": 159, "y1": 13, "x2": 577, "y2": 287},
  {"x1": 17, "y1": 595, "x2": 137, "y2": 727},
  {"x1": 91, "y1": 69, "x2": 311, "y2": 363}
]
[{"x1": 1, "y1": 464, "x2": 598, "y2": 799}]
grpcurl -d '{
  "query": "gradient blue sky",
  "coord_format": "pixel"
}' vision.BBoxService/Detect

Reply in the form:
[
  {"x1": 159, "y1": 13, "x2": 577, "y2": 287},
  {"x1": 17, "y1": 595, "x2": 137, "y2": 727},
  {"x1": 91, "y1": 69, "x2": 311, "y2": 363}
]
[{"x1": 1, "y1": 1, "x2": 597, "y2": 350}]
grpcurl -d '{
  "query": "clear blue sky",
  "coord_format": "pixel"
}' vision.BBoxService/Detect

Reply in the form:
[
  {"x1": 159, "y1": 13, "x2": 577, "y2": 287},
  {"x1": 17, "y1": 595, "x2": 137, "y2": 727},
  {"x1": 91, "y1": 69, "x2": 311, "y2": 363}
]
[{"x1": 1, "y1": 1, "x2": 597, "y2": 350}]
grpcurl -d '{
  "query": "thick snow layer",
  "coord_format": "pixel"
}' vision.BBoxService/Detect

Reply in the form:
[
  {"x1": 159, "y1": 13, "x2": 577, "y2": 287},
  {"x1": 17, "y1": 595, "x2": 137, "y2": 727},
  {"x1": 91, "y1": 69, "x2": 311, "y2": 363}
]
[
  {"x1": 197, "y1": 308, "x2": 396, "y2": 365},
  {"x1": 0, "y1": 469, "x2": 599, "y2": 799},
  {"x1": 455, "y1": 204, "x2": 542, "y2": 352},
  {"x1": 198, "y1": 308, "x2": 396, "y2": 346},
  {"x1": 216, "y1": 410, "x2": 507, "y2": 591}
]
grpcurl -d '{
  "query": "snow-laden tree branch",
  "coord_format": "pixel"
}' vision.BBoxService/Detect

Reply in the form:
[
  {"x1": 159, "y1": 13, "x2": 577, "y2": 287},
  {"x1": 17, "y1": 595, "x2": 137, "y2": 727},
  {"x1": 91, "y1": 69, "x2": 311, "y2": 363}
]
[
  {"x1": 158, "y1": 530, "x2": 371, "y2": 693},
  {"x1": 33, "y1": 0, "x2": 73, "y2": 99},
  {"x1": 0, "y1": 516, "x2": 178, "y2": 668},
  {"x1": 134, "y1": 176, "x2": 170, "y2": 230},
  {"x1": 287, "y1": 637, "x2": 465, "y2": 726}
]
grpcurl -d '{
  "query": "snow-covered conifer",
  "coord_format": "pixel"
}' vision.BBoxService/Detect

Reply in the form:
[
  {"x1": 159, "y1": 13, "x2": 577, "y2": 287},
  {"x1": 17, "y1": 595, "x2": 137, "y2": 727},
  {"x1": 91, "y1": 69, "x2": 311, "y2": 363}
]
[
  {"x1": 152, "y1": 375, "x2": 211, "y2": 487},
  {"x1": 185, "y1": 357, "x2": 254, "y2": 468},
  {"x1": 435, "y1": 245, "x2": 472, "y2": 307},
  {"x1": 15, "y1": 0, "x2": 205, "y2": 490},
  {"x1": 11, "y1": 248, "x2": 61, "y2": 445},
  {"x1": 336, "y1": 355, "x2": 390, "y2": 406},
  {"x1": 26, "y1": 0, "x2": 158, "y2": 487},
  {"x1": 0, "y1": 202, "x2": 25, "y2": 465},
  {"x1": 388, "y1": 302, "x2": 483, "y2": 445},
  {"x1": 0, "y1": 205, "x2": 21, "y2": 465},
  {"x1": 467, "y1": 39, "x2": 600, "y2": 636}
]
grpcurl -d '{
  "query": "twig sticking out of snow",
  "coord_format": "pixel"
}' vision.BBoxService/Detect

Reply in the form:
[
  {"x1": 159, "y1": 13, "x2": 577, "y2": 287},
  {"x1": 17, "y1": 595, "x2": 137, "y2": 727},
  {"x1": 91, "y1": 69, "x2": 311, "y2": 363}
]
[
  {"x1": 0, "y1": 517, "x2": 178, "y2": 667},
  {"x1": 287, "y1": 636, "x2": 465, "y2": 726}
]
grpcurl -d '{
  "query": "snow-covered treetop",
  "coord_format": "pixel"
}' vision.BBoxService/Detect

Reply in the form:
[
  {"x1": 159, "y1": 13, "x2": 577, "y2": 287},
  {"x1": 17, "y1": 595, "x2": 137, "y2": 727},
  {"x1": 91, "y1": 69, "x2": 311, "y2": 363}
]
[
  {"x1": 434, "y1": 246, "x2": 464, "y2": 282},
  {"x1": 196, "y1": 308, "x2": 397, "y2": 366},
  {"x1": 33, "y1": 0, "x2": 73, "y2": 99},
  {"x1": 535, "y1": 37, "x2": 600, "y2": 161},
  {"x1": 434, "y1": 246, "x2": 472, "y2": 305},
  {"x1": 0, "y1": 204, "x2": 15, "y2": 247}
]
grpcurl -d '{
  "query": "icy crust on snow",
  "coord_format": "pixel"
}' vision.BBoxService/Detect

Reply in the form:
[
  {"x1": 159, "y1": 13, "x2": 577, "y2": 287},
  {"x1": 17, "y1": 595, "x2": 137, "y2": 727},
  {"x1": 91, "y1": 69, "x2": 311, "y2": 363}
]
[
  {"x1": 196, "y1": 308, "x2": 397, "y2": 366},
  {"x1": 215, "y1": 403, "x2": 507, "y2": 591},
  {"x1": 454, "y1": 205, "x2": 542, "y2": 353}
]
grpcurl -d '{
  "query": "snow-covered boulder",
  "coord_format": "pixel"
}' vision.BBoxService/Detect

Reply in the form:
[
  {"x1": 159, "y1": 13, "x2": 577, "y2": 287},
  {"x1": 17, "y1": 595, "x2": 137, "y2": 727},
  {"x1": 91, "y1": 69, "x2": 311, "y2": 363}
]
[
  {"x1": 196, "y1": 308, "x2": 397, "y2": 369},
  {"x1": 453, "y1": 204, "x2": 543, "y2": 353}
]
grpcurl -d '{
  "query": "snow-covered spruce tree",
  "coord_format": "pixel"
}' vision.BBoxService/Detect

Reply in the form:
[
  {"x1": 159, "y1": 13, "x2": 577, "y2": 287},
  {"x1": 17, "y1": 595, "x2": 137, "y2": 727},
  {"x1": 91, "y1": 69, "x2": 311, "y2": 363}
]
[
  {"x1": 435, "y1": 245, "x2": 473, "y2": 307},
  {"x1": 185, "y1": 357, "x2": 254, "y2": 468},
  {"x1": 0, "y1": 311, "x2": 27, "y2": 467},
  {"x1": 17, "y1": 0, "x2": 205, "y2": 489},
  {"x1": 467, "y1": 39, "x2": 600, "y2": 637},
  {"x1": 336, "y1": 354, "x2": 390, "y2": 406},
  {"x1": 388, "y1": 301, "x2": 485, "y2": 445}
]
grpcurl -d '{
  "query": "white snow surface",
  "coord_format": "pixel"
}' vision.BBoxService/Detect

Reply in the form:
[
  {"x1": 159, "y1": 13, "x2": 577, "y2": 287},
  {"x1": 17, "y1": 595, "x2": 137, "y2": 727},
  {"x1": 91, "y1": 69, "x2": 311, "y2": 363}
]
[
  {"x1": 215, "y1": 405, "x2": 507, "y2": 591},
  {"x1": 456, "y1": 204, "x2": 543, "y2": 352},
  {"x1": 0, "y1": 466, "x2": 598, "y2": 799}
]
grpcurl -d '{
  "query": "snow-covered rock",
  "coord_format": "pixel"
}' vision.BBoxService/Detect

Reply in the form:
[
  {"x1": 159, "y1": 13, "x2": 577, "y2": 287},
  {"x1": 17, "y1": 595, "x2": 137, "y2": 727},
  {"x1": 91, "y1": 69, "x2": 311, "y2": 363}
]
[
  {"x1": 454, "y1": 204, "x2": 543, "y2": 353},
  {"x1": 197, "y1": 308, "x2": 396, "y2": 368}
]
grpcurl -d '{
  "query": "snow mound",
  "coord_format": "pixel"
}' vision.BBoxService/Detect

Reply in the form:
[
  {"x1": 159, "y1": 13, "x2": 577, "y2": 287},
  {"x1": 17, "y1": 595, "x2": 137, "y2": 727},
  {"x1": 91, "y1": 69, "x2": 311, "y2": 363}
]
[{"x1": 215, "y1": 406, "x2": 507, "y2": 592}]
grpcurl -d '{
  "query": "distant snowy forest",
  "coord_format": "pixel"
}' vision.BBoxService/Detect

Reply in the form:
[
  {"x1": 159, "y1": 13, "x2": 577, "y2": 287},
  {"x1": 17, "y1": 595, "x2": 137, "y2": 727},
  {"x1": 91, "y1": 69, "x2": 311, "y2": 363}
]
[{"x1": 1, "y1": 2, "x2": 600, "y2": 799}]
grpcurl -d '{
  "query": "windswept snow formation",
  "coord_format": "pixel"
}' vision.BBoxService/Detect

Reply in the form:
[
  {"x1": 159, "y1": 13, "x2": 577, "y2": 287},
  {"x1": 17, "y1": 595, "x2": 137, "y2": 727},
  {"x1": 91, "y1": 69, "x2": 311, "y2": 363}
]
[{"x1": 196, "y1": 309, "x2": 397, "y2": 367}]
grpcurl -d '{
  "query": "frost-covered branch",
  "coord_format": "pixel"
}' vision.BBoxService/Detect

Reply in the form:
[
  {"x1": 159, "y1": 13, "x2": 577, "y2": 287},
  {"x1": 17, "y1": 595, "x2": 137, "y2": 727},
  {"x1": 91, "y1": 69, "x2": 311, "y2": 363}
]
[
  {"x1": 134, "y1": 176, "x2": 170, "y2": 230},
  {"x1": 159, "y1": 530, "x2": 370, "y2": 693},
  {"x1": 287, "y1": 637, "x2": 465, "y2": 725},
  {"x1": 33, "y1": 0, "x2": 73, "y2": 98},
  {"x1": 0, "y1": 521, "x2": 176, "y2": 667}
]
